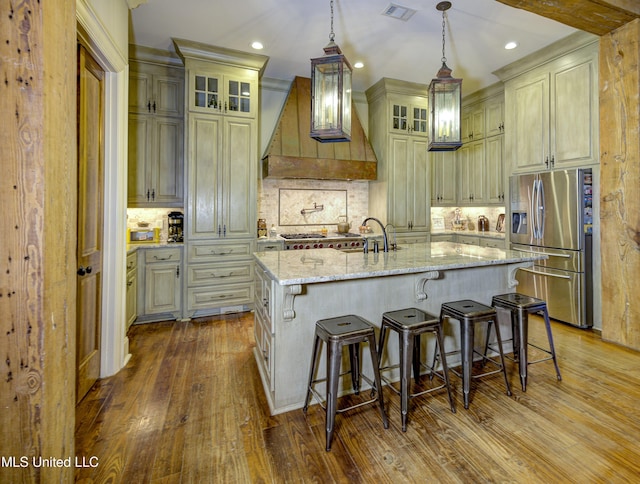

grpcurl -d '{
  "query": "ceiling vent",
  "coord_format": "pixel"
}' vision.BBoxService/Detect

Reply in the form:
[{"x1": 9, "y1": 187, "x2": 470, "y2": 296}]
[{"x1": 381, "y1": 3, "x2": 417, "y2": 21}]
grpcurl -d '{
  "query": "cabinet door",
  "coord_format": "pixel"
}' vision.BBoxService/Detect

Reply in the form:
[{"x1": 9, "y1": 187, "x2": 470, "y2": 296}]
[
  {"x1": 126, "y1": 271, "x2": 137, "y2": 328},
  {"x1": 430, "y1": 151, "x2": 456, "y2": 205},
  {"x1": 485, "y1": 95, "x2": 504, "y2": 138},
  {"x1": 458, "y1": 140, "x2": 484, "y2": 204},
  {"x1": 506, "y1": 70, "x2": 550, "y2": 173},
  {"x1": 144, "y1": 262, "x2": 181, "y2": 314},
  {"x1": 486, "y1": 135, "x2": 505, "y2": 204},
  {"x1": 127, "y1": 114, "x2": 152, "y2": 204},
  {"x1": 389, "y1": 100, "x2": 428, "y2": 137},
  {"x1": 551, "y1": 55, "x2": 597, "y2": 168},
  {"x1": 189, "y1": 71, "x2": 258, "y2": 118},
  {"x1": 462, "y1": 103, "x2": 485, "y2": 142},
  {"x1": 221, "y1": 118, "x2": 256, "y2": 237},
  {"x1": 150, "y1": 116, "x2": 184, "y2": 205},
  {"x1": 128, "y1": 115, "x2": 183, "y2": 206},
  {"x1": 187, "y1": 115, "x2": 222, "y2": 239},
  {"x1": 129, "y1": 65, "x2": 183, "y2": 117},
  {"x1": 388, "y1": 136, "x2": 429, "y2": 231}
]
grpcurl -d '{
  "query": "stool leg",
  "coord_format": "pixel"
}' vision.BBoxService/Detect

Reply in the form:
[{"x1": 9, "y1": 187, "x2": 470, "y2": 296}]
[
  {"x1": 517, "y1": 308, "x2": 529, "y2": 391},
  {"x1": 377, "y1": 322, "x2": 389, "y2": 384},
  {"x1": 490, "y1": 317, "x2": 513, "y2": 398},
  {"x1": 399, "y1": 329, "x2": 413, "y2": 432},
  {"x1": 348, "y1": 342, "x2": 361, "y2": 394},
  {"x1": 541, "y1": 307, "x2": 562, "y2": 381},
  {"x1": 482, "y1": 319, "x2": 493, "y2": 365},
  {"x1": 434, "y1": 326, "x2": 456, "y2": 414},
  {"x1": 412, "y1": 334, "x2": 422, "y2": 384},
  {"x1": 325, "y1": 340, "x2": 342, "y2": 451},
  {"x1": 367, "y1": 332, "x2": 389, "y2": 430},
  {"x1": 303, "y1": 335, "x2": 322, "y2": 413},
  {"x1": 460, "y1": 318, "x2": 474, "y2": 409}
]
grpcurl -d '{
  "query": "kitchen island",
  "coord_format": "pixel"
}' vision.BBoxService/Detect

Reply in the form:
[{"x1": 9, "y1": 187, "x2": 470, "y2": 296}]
[{"x1": 253, "y1": 242, "x2": 545, "y2": 415}]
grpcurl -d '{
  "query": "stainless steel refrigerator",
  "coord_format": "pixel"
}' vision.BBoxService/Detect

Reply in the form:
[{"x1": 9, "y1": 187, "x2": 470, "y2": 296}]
[{"x1": 510, "y1": 168, "x2": 593, "y2": 328}]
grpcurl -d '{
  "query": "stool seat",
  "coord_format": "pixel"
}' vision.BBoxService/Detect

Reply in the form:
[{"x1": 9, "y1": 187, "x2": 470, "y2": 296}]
[
  {"x1": 439, "y1": 300, "x2": 512, "y2": 409},
  {"x1": 378, "y1": 308, "x2": 456, "y2": 431},
  {"x1": 489, "y1": 293, "x2": 562, "y2": 391},
  {"x1": 303, "y1": 314, "x2": 388, "y2": 451}
]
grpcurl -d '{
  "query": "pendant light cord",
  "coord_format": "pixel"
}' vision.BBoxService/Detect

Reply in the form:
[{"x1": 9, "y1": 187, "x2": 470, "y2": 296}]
[
  {"x1": 441, "y1": 9, "x2": 447, "y2": 64},
  {"x1": 329, "y1": 0, "x2": 335, "y2": 43}
]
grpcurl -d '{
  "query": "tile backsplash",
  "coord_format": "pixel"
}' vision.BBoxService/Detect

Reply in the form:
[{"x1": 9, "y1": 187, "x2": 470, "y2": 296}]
[
  {"x1": 258, "y1": 178, "x2": 369, "y2": 234},
  {"x1": 431, "y1": 206, "x2": 506, "y2": 232}
]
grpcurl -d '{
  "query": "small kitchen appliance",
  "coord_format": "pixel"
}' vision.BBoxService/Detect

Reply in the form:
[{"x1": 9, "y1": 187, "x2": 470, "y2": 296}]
[
  {"x1": 477, "y1": 215, "x2": 489, "y2": 232},
  {"x1": 167, "y1": 211, "x2": 184, "y2": 242}
]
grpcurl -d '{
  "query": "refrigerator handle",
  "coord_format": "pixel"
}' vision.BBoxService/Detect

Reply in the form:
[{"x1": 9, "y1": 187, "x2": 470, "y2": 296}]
[
  {"x1": 531, "y1": 179, "x2": 538, "y2": 238},
  {"x1": 538, "y1": 179, "x2": 545, "y2": 239}
]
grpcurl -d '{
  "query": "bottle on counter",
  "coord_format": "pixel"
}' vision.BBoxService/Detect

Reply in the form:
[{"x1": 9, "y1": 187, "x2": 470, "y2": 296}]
[{"x1": 269, "y1": 224, "x2": 277, "y2": 238}]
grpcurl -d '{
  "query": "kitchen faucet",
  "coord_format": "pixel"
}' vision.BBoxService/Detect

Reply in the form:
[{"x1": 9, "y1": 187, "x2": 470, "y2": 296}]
[{"x1": 362, "y1": 217, "x2": 389, "y2": 252}]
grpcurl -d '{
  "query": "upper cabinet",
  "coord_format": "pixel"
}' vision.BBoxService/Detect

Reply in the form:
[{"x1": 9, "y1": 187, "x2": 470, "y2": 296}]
[
  {"x1": 128, "y1": 47, "x2": 185, "y2": 207},
  {"x1": 430, "y1": 151, "x2": 457, "y2": 205},
  {"x1": 366, "y1": 78, "x2": 431, "y2": 233},
  {"x1": 389, "y1": 98, "x2": 429, "y2": 137},
  {"x1": 497, "y1": 32, "x2": 599, "y2": 174},
  {"x1": 129, "y1": 62, "x2": 184, "y2": 117},
  {"x1": 187, "y1": 70, "x2": 258, "y2": 118}
]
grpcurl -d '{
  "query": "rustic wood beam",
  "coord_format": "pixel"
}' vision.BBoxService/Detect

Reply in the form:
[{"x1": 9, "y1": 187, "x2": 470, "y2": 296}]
[{"x1": 496, "y1": 0, "x2": 640, "y2": 35}]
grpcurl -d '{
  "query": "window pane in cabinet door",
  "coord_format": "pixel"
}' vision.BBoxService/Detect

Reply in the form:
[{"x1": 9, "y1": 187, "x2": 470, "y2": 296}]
[
  {"x1": 208, "y1": 77, "x2": 218, "y2": 94},
  {"x1": 195, "y1": 75, "x2": 205, "y2": 91},
  {"x1": 195, "y1": 92, "x2": 206, "y2": 107},
  {"x1": 240, "y1": 98, "x2": 250, "y2": 112}
]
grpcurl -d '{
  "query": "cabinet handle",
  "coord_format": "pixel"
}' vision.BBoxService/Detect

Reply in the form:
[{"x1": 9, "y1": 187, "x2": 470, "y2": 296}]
[
  {"x1": 176, "y1": 266, "x2": 180, "y2": 278},
  {"x1": 146, "y1": 189, "x2": 150, "y2": 201},
  {"x1": 209, "y1": 249, "x2": 232, "y2": 256},
  {"x1": 153, "y1": 254, "x2": 174, "y2": 261},
  {"x1": 147, "y1": 101, "x2": 151, "y2": 112},
  {"x1": 263, "y1": 298, "x2": 269, "y2": 309},
  {"x1": 218, "y1": 225, "x2": 221, "y2": 236},
  {"x1": 545, "y1": 156, "x2": 549, "y2": 169},
  {"x1": 152, "y1": 101, "x2": 156, "y2": 113},
  {"x1": 151, "y1": 188, "x2": 155, "y2": 201},
  {"x1": 550, "y1": 155, "x2": 555, "y2": 168},
  {"x1": 212, "y1": 272, "x2": 234, "y2": 278},
  {"x1": 223, "y1": 225, "x2": 227, "y2": 237}
]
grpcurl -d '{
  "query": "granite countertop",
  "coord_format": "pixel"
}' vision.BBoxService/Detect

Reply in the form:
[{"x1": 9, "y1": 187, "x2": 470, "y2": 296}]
[
  {"x1": 431, "y1": 230, "x2": 506, "y2": 239},
  {"x1": 126, "y1": 242, "x2": 183, "y2": 254},
  {"x1": 254, "y1": 241, "x2": 544, "y2": 286}
]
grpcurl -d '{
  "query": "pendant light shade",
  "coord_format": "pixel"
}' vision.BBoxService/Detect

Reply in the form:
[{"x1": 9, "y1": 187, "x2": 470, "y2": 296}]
[
  {"x1": 310, "y1": 0, "x2": 352, "y2": 143},
  {"x1": 428, "y1": 2, "x2": 462, "y2": 151}
]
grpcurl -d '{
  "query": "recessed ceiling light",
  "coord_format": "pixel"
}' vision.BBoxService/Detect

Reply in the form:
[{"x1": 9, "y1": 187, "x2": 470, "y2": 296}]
[
  {"x1": 353, "y1": 61, "x2": 364, "y2": 69},
  {"x1": 504, "y1": 41, "x2": 518, "y2": 50},
  {"x1": 251, "y1": 41, "x2": 264, "y2": 50}
]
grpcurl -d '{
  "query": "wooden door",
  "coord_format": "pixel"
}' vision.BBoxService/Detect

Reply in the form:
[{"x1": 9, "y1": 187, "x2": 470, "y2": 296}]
[{"x1": 76, "y1": 45, "x2": 104, "y2": 403}]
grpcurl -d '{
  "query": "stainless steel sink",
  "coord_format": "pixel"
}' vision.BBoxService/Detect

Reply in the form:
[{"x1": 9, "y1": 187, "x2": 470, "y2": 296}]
[{"x1": 338, "y1": 246, "x2": 403, "y2": 253}]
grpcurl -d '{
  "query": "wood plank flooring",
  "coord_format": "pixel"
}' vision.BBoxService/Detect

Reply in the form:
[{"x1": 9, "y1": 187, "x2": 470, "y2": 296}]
[{"x1": 75, "y1": 312, "x2": 640, "y2": 483}]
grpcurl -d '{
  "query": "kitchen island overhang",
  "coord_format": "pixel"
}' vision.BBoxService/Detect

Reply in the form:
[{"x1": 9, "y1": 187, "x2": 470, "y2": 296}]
[{"x1": 253, "y1": 242, "x2": 546, "y2": 415}]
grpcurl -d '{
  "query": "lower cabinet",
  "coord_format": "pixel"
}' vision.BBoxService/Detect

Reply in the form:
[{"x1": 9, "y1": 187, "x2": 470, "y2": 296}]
[
  {"x1": 136, "y1": 246, "x2": 183, "y2": 323},
  {"x1": 431, "y1": 233, "x2": 505, "y2": 248},
  {"x1": 254, "y1": 264, "x2": 274, "y2": 391},
  {"x1": 185, "y1": 240, "x2": 254, "y2": 317},
  {"x1": 126, "y1": 251, "x2": 137, "y2": 329}
]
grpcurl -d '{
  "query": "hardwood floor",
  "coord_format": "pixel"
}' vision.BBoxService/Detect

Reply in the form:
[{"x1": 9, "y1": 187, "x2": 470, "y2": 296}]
[{"x1": 75, "y1": 312, "x2": 640, "y2": 483}]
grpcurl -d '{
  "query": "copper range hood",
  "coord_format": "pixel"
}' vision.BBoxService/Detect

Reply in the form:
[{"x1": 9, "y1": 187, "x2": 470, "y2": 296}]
[{"x1": 262, "y1": 76, "x2": 377, "y2": 181}]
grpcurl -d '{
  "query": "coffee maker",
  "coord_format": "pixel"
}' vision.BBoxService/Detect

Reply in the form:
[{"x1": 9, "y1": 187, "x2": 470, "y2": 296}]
[{"x1": 167, "y1": 211, "x2": 183, "y2": 242}]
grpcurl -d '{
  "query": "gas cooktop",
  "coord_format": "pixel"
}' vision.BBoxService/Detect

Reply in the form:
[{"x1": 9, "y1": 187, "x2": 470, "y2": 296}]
[{"x1": 280, "y1": 233, "x2": 362, "y2": 239}]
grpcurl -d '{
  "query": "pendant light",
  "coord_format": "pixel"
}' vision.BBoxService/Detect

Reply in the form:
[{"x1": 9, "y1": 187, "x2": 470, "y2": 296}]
[
  {"x1": 310, "y1": 0, "x2": 352, "y2": 143},
  {"x1": 428, "y1": 1, "x2": 462, "y2": 151}
]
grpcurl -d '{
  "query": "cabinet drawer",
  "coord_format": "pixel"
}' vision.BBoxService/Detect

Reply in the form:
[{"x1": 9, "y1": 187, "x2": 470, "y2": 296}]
[
  {"x1": 187, "y1": 260, "x2": 253, "y2": 287},
  {"x1": 126, "y1": 251, "x2": 137, "y2": 272},
  {"x1": 456, "y1": 235, "x2": 480, "y2": 245},
  {"x1": 187, "y1": 282, "x2": 253, "y2": 310},
  {"x1": 479, "y1": 237, "x2": 505, "y2": 249},
  {"x1": 187, "y1": 240, "x2": 253, "y2": 263},
  {"x1": 144, "y1": 247, "x2": 181, "y2": 263}
]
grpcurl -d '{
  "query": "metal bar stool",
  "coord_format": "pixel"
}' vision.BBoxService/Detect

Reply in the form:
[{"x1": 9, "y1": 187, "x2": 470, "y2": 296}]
[
  {"x1": 377, "y1": 308, "x2": 456, "y2": 431},
  {"x1": 487, "y1": 293, "x2": 562, "y2": 391},
  {"x1": 438, "y1": 300, "x2": 512, "y2": 409},
  {"x1": 303, "y1": 315, "x2": 389, "y2": 451}
]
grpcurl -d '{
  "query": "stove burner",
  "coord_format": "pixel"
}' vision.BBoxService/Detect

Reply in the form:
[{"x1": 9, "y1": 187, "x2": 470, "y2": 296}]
[{"x1": 280, "y1": 233, "x2": 326, "y2": 239}]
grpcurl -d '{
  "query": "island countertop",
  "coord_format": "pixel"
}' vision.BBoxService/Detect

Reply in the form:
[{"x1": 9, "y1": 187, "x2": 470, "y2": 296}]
[{"x1": 253, "y1": 241, "x2": 545, "y2": 286}]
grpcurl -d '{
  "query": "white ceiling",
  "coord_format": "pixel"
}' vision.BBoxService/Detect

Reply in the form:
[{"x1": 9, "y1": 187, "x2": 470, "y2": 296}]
[{"x1": 129, "y1": 0, "x2": 577, "y2": 95}]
